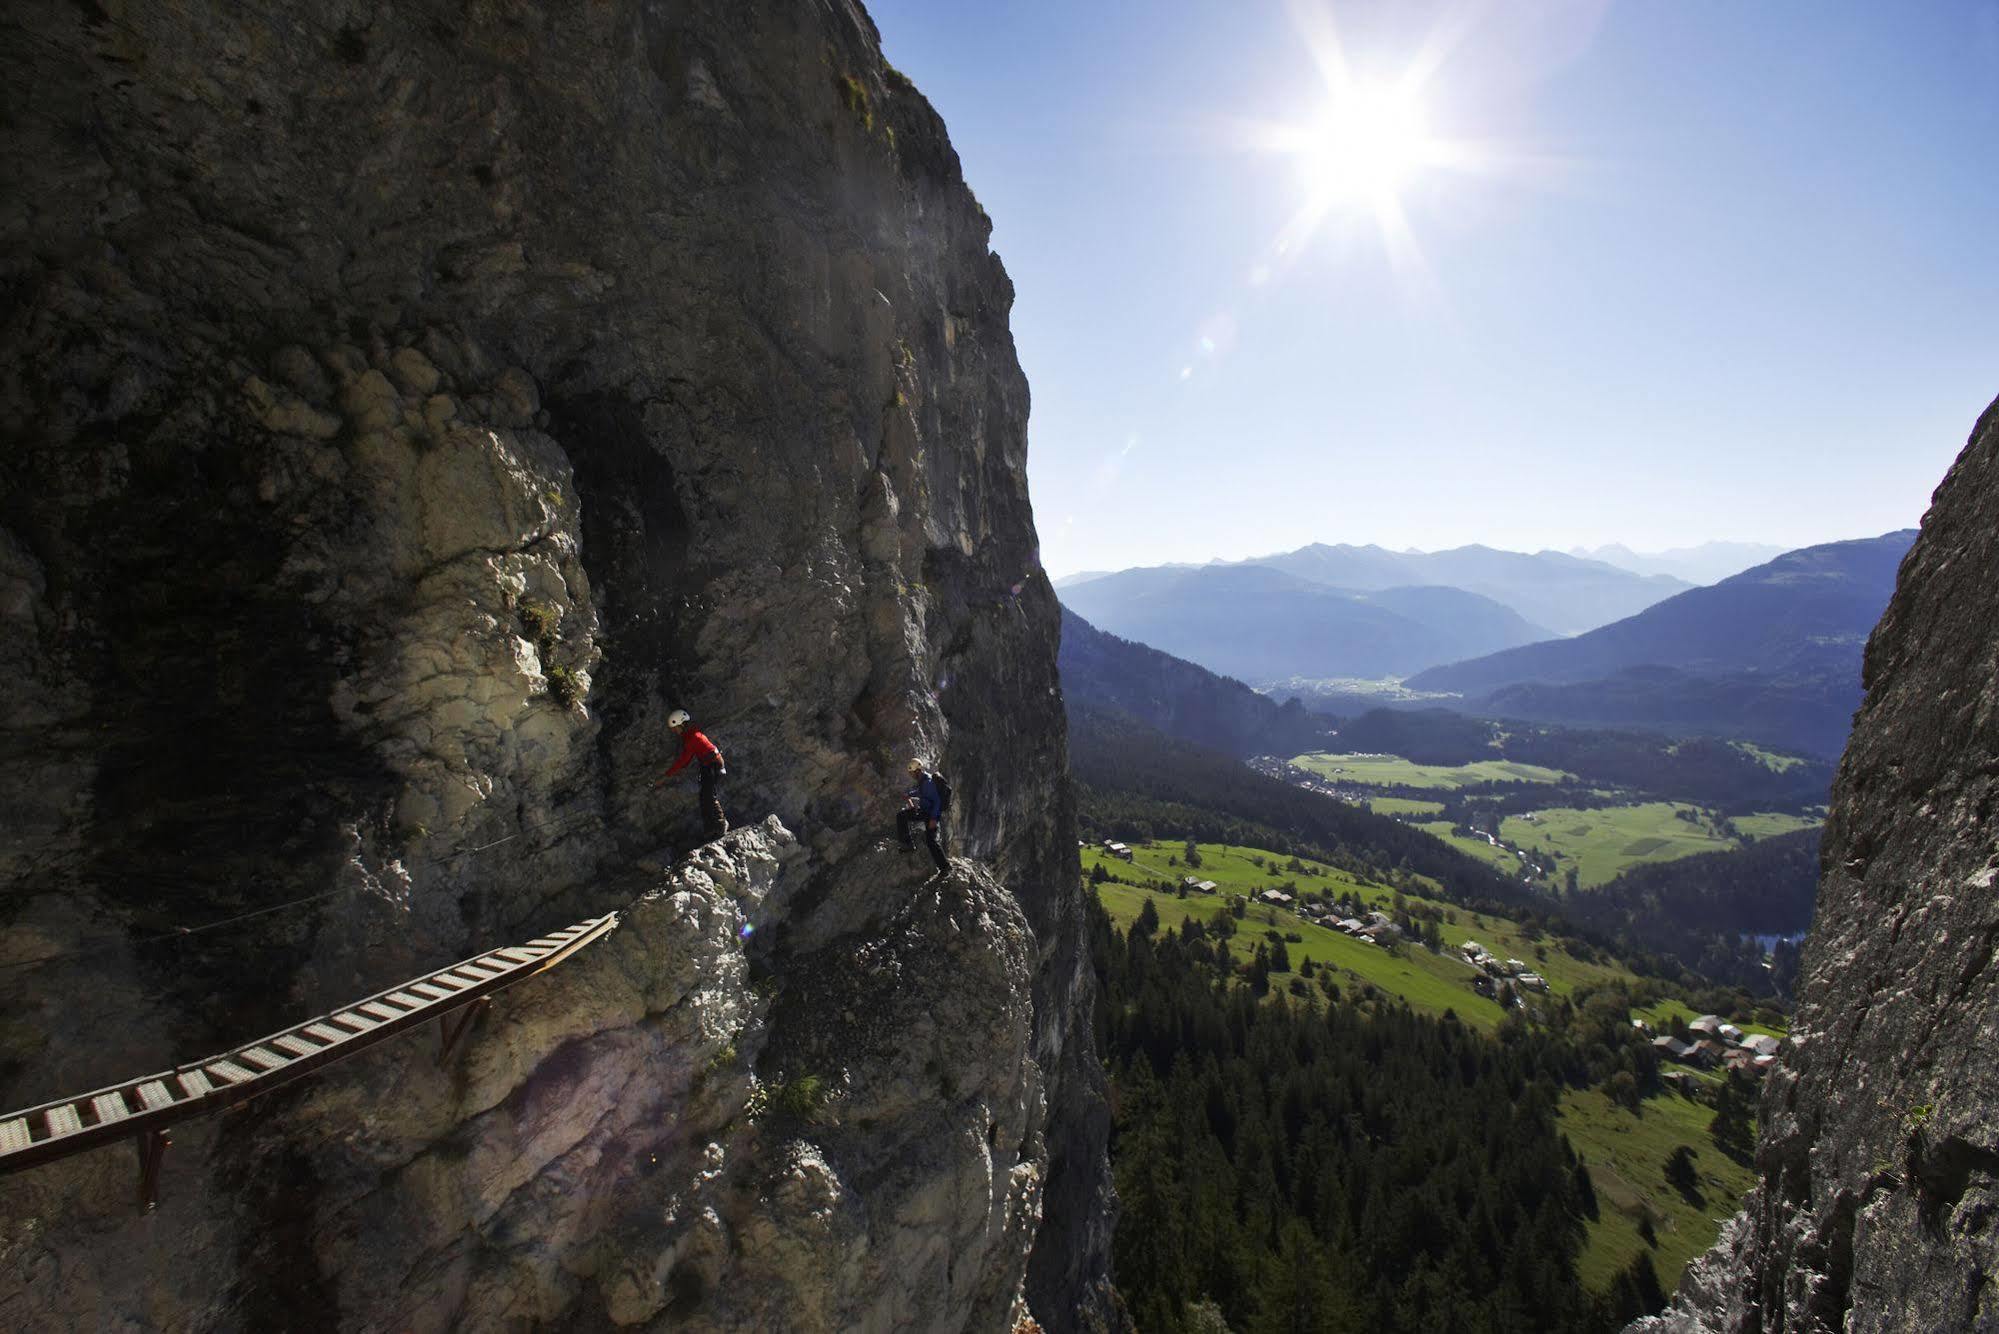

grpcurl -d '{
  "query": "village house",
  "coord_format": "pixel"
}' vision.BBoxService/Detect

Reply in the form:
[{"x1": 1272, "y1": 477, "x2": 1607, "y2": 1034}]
[
  {"x1": 1744, "y1": 1034, "x2": 1781, "y2": 1058},
  {"x1": 1193, "y1": 880, "x2": 1218, "y2": 895},
  {"x1": 1653, "y1": 1035, "x2": 1694, "y2": 1061},
  {"x1": 1718, "y1": 1023, "x2": 1745, "y2": 1043},
  {"x1": 1688, "y1": 1039, "x2": 1727, "y2": 1069},
  {"x1": 1102, "y1": 841, "x2": 1133, "y2": 862},
  {"x1": 1517, "y1": 972, "x2": 1548, "y2": 992},
  {"x1": 1688, "y1": 1014, "x2": 1724, "y2": 1038},
  {"x1": 1258, "y1": 889, "x2": 1294, "y2": 907}
]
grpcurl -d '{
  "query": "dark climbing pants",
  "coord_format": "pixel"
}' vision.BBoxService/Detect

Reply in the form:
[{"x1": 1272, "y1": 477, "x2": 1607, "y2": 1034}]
[
  {"x1": 698, "y1": 764, "x2": 727, "y2": 840},
  {"x1": 897, "y1": 808, "x2": 949, "y2": 874}
]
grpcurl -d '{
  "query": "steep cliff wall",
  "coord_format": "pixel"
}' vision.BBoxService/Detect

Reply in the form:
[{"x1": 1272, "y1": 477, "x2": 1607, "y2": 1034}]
[
  {"x1": 0, "y1": 1, "x2": 1113, "y2": 1328},
  {"x1": 1636, "y1": 397, "x2": 1999, "y2": 1332}
]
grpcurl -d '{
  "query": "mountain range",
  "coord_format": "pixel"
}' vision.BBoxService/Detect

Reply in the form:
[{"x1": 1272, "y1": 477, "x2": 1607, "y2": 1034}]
[
  {"x1": 1058, "y1": 543, "x2": 1691, "y2": 670},
  {"x1": 1568, "y1": 541, "x2": 1788, "y2": 585},
  {"x1": 1232, "y1": 543, "x2": 1691, "y2": 635},
  {"x1": 1058, "y1": 563, "x2": 1551, "y2": 684},
  {"x1": 1408, "y1": 531, "x2": 1917, "y2": 756}
]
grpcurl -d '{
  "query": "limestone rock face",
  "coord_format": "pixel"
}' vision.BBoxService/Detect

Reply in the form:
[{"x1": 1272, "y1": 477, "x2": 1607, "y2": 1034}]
[
  {"x1": 0, "y1": 2, "x2": 1113, "y2": 1328},
  {"x1": 1633, "y1": 397, "x2": 1999, "y2": 1333}
]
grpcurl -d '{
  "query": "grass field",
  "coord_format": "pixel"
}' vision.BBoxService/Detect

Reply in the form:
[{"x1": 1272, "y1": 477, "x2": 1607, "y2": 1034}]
[
  {"x1": 1086, "y1": 836, "x2": 1639, "y2": 1024},
  {"x1": 1732, "y1": 811, "x2": 1821, "y2": 840},
  {"x1": 1500, "y1": 803, "x2": 1744, "y2": 888},
  {"x1": 1093, "y1": 878, "x2": 1512, "y2": 1030},
  {"x1": 1083, "y1": 839, "x2": 1361, "y2": 899},
  {"x1": 1414, "y1": 820, "x2": 1534, "y2": 877},
  {"x1": 1368, "y1": 796, "x2": 1447, "y2": 817},
  {"x1": 1560, "y1": 1087, "x2": 1759, "y2": 1297},
  {"x1": 1499, "y1": 803, "x2": 1822, "y2": 888},
  {"x1": 1291, "y1": 752, "x2": 1573, "y2": 790},
  {"x1": 1730, "y1": 741, "x2": 1809, "y2": 773}
]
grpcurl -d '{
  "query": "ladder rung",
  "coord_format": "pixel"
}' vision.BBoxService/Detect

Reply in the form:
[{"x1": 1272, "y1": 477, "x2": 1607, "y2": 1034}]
[
  {"x1": 237, "y1": 1047, "x2": 288, "y2": 1072},
  {"x1": 45, "y1": 1105, "x2": 83, "y2": 1138},
  {"x1": 90, "y1": 1093, "x2": 130, "y2": 1125}
]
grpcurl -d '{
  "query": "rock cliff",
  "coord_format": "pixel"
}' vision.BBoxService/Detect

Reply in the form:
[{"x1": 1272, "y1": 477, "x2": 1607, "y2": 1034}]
[
  {"x1": 1634, "y1": 397, "x2": 1999, "y2": 1332},
  {"x1": 0, "y1": 1, "x2": 1114, "y2": 1329}
]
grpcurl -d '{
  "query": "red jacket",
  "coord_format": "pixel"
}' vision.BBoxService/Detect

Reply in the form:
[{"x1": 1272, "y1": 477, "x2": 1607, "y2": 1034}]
[{"x1": 665, "y1": 728, "x2": 723, "y2": 776}]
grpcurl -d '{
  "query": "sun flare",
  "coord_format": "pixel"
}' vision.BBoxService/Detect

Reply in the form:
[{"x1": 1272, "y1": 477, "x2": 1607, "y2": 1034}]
[{"x1": 1298, "y1": 82, "x2": 1436, "y2": 206}]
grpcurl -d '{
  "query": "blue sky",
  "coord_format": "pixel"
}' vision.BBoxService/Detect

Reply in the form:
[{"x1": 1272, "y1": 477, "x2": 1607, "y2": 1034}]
[{"x1": 865, "y1": 0, "x2": 1999, "y2": 576}]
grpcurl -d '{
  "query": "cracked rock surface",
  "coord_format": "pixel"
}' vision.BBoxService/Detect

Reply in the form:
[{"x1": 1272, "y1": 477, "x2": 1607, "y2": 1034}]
[
  {"x1": 0, "y1": 1, "x2": 1113, "y2": 1328},
  {"x1": 1633, "y1": 398, "x2": 1999, "y2": 1332}
]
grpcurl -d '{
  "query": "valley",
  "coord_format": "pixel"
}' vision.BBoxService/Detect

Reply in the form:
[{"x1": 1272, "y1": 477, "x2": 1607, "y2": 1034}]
[{"x1": 1086, "y1": 833, "x2": 1784, "y2": 1318}]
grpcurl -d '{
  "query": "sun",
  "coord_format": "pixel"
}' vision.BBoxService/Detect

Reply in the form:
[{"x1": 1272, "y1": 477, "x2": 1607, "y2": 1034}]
[{"x1": 1298, "y1": 82, "x2": 1436, "y2": 207}]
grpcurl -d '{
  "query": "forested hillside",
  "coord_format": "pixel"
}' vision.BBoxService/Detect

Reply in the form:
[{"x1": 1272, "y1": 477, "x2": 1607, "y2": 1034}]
[
  {"x1": 1059, "y1": 608, "x2": 1334, "y2": 757},
  {"x1": 1094, "y1": 899, "x2": 1677, "y2": 1332}
]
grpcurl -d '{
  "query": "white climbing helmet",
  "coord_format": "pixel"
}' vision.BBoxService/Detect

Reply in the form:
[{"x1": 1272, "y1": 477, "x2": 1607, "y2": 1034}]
[
  {"x1": 668, "y1": 709, "x2": 691, "y2": 728},
  {"x1": 907, "y1": 757, "x2": 926, "y2": 774}
]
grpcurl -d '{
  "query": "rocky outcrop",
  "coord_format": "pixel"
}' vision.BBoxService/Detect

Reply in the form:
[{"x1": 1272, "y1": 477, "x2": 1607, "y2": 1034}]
[
  {"x1": 0, "y1": 1, "x2": 1112, "y2": 1328},
  {"x1": 1634, "y1": 396, "x2": 1999, "y2": 1332}
]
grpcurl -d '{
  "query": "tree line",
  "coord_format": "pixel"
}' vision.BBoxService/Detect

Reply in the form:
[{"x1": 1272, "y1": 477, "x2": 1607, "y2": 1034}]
[{"x1": 1094, "y1": 897, "x2": 1677, "y2": 1332}]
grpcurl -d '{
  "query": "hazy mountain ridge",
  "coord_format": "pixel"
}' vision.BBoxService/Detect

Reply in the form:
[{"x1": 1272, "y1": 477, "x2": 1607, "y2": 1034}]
[
  {"x1": 1059, "y1": 563, "x2": 1550, "y2": 684},
  {"x1": 1058, "y1": 608, "x2": 1334, "y2": 758},
  {"x1": 1571, "y1": 541, "x2": 1787, "y2": 585},
  {"x1": 1058, "y1": 540, "x2": 1691, "y2": 637},
  {"x1": 1407, "y1": 532, "x2": 1916, "y2": 757},
  {"x1": 1411, "y1": 532, "x2": 1913, "y2": 692},
  {"x1": 1251, "y1": 542, "x2": 1691, "y2": 634}
]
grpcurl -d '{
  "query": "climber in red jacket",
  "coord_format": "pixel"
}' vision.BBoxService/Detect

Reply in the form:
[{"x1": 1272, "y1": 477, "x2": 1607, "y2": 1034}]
[{"x1": 653, "y1": 708, "x2": 728, "y2": 841}]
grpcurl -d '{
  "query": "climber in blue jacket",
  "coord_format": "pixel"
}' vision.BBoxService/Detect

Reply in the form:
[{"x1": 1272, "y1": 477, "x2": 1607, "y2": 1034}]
[{"x1": 897, "y1": 758, "x2": 951, "y2": 875}]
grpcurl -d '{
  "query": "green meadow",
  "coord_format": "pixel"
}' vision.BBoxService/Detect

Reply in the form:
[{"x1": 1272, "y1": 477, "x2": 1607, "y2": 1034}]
[
  {"x1": 1731, "y1": 811, "x2": 1821, "y2": 840},
  {"x1": 1291, "y1": 751, "x2": 1573, "y2": 790},
  {"x1": 1501, "y1": 802, "x2": 1744, "y2": 888},
  {"x1": 1560, "y1": 1087, "x2": 1759, "y2": 1297},
  {"x1": 1367, "y1": 796, "x2": 1447, "y2": 817},
  {"x1": 1085, "y1": 836, "x2": 1639, "y2": 1024}
]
